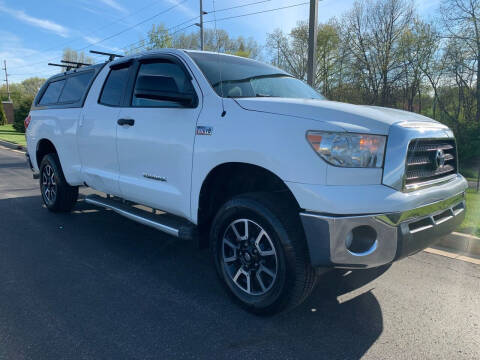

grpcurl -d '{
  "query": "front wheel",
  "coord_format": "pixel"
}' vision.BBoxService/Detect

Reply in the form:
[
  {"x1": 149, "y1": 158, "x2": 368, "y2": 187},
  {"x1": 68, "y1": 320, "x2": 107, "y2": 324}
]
[
  {"x1": 39, "y1": 153, "x2": 78, "y2": 212},
  {"x1": 211, "y1": 193, "x2": 317, "y2": 315}
]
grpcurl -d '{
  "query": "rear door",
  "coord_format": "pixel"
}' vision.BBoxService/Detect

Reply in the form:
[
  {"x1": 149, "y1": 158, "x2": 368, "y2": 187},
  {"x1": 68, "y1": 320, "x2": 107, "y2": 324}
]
[
  {"x1": 77, "y1": 61, "x2": 133, "y2": 195},
  {"x1": 116, "y1": 55, "x2": 202, "y2": 219}
]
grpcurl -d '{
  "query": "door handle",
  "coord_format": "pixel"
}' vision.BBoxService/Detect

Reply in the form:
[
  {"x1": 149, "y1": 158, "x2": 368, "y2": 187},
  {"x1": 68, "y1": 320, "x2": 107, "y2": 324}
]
[{"x1": 117, "y1": 118, "x2": 135, "y2": 126}]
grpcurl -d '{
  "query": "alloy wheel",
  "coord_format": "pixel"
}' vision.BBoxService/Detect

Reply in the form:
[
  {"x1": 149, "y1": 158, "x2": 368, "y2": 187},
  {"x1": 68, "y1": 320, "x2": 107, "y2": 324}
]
[
  {"x1": 42, "y1": 164, "x2": 57, "y2": 204},
  {"x1": 222, "y1": 219, "x2": 278, "y2": 295}
]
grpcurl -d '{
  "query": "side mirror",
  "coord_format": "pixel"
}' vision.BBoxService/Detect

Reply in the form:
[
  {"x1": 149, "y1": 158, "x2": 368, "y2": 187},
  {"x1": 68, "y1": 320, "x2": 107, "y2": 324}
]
[{"x1": 134, "y1": 74, "x2": 196, "y2": 107}]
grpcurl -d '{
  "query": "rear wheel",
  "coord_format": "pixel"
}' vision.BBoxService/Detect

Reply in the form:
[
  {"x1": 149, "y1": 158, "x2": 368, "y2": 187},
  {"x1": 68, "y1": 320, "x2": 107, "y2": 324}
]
[
  {"x1": 211, "y1": 193, "x2": 317, "y2": 315},
  {"x1": 39, "y1": 153, "x2": 78, "y2": 212}
]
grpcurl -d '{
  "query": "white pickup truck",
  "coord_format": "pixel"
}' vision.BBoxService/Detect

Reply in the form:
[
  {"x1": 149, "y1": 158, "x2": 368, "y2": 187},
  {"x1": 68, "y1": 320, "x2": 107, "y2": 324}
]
[{"x1": 26, "y1": 49, "x2": 468, "y2": 314}]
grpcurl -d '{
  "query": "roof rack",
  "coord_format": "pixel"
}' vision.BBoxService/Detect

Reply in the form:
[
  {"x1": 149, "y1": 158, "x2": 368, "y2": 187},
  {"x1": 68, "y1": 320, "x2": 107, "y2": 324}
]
[
  {"x1": 48, "y1": 63, "x2": 73, "y2": 71},
  {"x1": 90, "y1": 50, "x2": 124, "y2": 61},
  {"x1": 61, "y1": 60, "x2": 91, "y2": 68}
]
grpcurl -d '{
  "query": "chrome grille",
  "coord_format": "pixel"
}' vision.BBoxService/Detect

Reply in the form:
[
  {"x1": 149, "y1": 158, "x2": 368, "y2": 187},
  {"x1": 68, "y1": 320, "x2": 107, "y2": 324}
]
[{"x1": 405, "y1": 139, "x2": 457, "y2": 189}]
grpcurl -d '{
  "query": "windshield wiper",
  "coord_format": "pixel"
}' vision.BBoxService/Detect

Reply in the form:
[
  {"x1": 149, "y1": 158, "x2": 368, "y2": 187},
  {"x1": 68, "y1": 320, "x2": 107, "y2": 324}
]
[{"x1": 212, "y1": 73, "x2": 291, "y2": 88}]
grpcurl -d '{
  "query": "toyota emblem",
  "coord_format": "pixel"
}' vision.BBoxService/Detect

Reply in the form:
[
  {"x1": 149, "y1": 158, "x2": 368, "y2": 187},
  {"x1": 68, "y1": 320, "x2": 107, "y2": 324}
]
[{"x1": 435, "y1": 149, "x2": 446, "y2": 169}]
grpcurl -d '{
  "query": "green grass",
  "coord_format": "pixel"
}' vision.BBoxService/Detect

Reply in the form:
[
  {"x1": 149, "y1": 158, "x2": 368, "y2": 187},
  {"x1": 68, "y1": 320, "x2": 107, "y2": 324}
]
[
  {"x1": 460, "y1": 164, "x2": 479, "y2": 182},
  {"x1": 458, "y1": 189, "x2": 480, "y2": 237},
  {"x1": 0, "y1": 124, "x2": 26, "y2": 147}
]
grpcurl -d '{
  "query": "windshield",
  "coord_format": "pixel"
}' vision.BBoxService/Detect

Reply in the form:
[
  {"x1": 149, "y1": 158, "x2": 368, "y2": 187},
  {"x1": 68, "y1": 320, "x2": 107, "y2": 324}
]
[{"x1": 187, "y1": 51, "x2": 324, "y2": 100}]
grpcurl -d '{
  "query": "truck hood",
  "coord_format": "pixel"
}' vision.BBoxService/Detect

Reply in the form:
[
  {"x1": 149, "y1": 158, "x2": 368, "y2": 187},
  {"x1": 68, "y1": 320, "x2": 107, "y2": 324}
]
[{"x1": 234, "y1": 98, "x2": 440, "y2": 134}]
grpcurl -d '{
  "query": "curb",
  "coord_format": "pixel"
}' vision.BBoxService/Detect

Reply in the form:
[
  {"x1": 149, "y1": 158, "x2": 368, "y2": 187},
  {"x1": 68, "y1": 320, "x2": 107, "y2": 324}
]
[
  {"x1": 434, "y1": 232, "x2": 480, "y2": 257},
  {"x1": 0, "y1": 139, "x2": 26, "y2": 152}
]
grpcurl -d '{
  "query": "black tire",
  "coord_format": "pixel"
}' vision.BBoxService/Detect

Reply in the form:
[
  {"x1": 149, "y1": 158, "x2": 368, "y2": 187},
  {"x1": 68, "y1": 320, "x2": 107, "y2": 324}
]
[
  {"x1": 39, "y1": 153, "x2": 78, "y2": 212},
  {"x1": 211, "y1": 192, "x2": 317, "y2": 315}
]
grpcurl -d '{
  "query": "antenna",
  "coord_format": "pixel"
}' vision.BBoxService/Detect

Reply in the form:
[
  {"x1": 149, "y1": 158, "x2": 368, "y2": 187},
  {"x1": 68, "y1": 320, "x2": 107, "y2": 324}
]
[
  {"x1": 212, "y1": 0, "x2": 226, "y2": 117},
  {"x1": 48, "y1": 63, "x2": 73, "y2": 71},
  {"x1": 61, "y1": 60, "x2": 91, "y2": 68},
  {"x1": 89, "y1": 50, "x2": 124, "y2": 61}
]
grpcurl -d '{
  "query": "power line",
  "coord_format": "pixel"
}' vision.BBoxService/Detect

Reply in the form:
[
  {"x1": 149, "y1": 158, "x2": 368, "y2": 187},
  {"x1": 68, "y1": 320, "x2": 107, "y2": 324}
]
[
  {"x1": 31, "y1": 0, "x2": 167, "y2": 56},
  {"x1": 11, "y1": 0, "x2": 311, "y2": 79},
  {"x1": 122, "y1": 15, "x2": 200, "y2": 53},
  {"x1": 206, "y1": 0, "x2": 272, "y2": 14},
  {"x1": 203, "y1": 2, "x2": 309, "y2": 24},
  {"x1": 122, "y1": 0, "x2": 303, "y2": 54},
  {"x1": 75, "y1": 0, "x2": 190, "y2": 52},
  {"x1": 12, "y1": 0, "x2": 190, "y2": 72}
]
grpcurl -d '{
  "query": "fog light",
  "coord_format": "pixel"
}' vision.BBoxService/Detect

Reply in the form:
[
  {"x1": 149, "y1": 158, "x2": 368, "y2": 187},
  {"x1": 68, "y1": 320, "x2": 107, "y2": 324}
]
[{"x1": 345, "y1": 225, "x2": 377, "y2": 255}]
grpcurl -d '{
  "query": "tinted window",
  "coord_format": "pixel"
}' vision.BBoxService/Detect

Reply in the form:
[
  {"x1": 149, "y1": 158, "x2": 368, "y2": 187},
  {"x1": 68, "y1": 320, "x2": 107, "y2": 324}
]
[
  {"x1": 58, "y1": 72, "x2": 94, "y2": 103},
  {"x1": 132, "y1": 61, "x2": 194, "y2": 107},
  {"x1": 99, "y1": 67, "x2": 130, "y2": 106},
  {"x1": 39, "y1": 80, "x2": 65, "y2": 105}
]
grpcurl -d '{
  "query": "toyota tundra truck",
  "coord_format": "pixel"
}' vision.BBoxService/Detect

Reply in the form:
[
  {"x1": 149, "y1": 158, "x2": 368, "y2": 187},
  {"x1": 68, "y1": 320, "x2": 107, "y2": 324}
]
[{"x1": 25, "y1": 49, "x2": 468, "y2": 314}]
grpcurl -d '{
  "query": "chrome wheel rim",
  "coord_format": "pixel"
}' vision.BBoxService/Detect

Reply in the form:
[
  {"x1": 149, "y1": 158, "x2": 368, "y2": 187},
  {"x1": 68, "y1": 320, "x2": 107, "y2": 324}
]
[
  {"x1": 222, "y1": 219, "x2": 278, "y2": 296},
  {"x1": 42, "y1": 164, "x2": 57, "y2": 204}
]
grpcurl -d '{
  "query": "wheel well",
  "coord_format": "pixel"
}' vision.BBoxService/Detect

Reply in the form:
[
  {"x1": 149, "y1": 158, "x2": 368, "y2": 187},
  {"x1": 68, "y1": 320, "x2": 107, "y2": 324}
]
[
  {"x1": 197, "y1": 163, "x2": 300, "y2": 245},
  {"x1": 36, "y1": 139, "x2": 57, "y2": 167}
]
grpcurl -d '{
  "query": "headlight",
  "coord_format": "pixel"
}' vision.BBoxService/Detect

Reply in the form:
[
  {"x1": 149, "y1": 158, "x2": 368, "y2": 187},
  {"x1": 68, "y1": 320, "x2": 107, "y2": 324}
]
[{"x1": 307, "y1": 131, "x2": 386, "y2": 168}]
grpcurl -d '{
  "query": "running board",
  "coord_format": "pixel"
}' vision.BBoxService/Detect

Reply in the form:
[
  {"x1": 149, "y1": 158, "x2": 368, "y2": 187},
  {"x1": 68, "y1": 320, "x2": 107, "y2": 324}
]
[{"x1": 84, "y1": 194, "x2": 197, "y2": 241}]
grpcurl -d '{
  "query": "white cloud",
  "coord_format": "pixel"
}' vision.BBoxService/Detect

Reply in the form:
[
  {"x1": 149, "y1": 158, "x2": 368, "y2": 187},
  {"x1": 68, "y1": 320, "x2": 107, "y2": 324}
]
[
  {"x1": 0, "y1": 2, "x2": 69, "y2": 38},
  {"x1": 98, "y1": 0, "x2": 128, "y2": 14},
  {"x1": 0, "y1": 31, "x2": 61, "y2": 83},
  {"x1": 83, "y1": 35, "x2": 123, "y2": 53}
]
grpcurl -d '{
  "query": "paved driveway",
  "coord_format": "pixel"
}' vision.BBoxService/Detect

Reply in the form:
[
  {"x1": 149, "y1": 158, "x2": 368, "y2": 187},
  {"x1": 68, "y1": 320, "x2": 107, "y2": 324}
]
[{"x1": 0, "y1": 146, "x2": 479, "y2": 359}]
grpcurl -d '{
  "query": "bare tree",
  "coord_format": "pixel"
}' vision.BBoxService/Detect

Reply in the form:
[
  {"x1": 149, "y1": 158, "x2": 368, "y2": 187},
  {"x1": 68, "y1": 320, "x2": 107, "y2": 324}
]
[{"x1": 441, "y1": 0, "x2": 480, "y2": 123}]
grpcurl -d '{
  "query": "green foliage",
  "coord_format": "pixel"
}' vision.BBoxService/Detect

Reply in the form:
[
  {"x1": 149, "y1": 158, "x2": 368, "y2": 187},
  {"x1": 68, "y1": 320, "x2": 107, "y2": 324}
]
[
  {"x1": 0, "y1": 101, "x2": 7, "y2": 126},
  {"x1": 266, "y1": 0, "x2": 480, "y2": 167},
  {"x1": 0, "y1": 77, "x2": 44, "y2": 132},
  {"x1": 459, "y1": 189, "x2": 480, "y2": 237},
  {"x1": 0, "y1": 124, "x2": 26, "y2": 146},
  {"x1": 126, "y1": 24, "x2": 260, "y2": 59},
  {"x1": 13, "y1": 95, "x2": 34, "y2": 133},
  {"x1": 61, "y1": 49, "x2": 94, "y2": 72}
]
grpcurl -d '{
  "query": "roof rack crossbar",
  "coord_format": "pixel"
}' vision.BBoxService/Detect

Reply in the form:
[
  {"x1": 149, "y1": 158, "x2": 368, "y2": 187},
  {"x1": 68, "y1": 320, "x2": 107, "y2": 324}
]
[
  {"x1": 61, "y1": 60, "x2": 91, "y2": 68},
  {"x1": 48, "y1": 63, "x2": 73, "y2": 71},
  {"x1": 90, "y1": 50, "x2": 124, "y2": 61}
]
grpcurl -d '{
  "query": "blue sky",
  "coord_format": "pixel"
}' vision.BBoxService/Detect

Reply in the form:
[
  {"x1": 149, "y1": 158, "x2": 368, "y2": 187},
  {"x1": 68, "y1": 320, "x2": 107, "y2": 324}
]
[{"x1": 1, "y1": 0, "x2": 442, "y2": 83}]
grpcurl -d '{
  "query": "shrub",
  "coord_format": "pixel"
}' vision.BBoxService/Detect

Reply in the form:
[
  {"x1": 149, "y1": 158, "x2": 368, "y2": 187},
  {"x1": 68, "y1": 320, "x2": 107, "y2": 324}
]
[
  {"x1": 13, "y1": 95, "x2": 34, "y2": 133},
  {"x1": 0, "y1": 101, "x2": 7, "y2": 126}
]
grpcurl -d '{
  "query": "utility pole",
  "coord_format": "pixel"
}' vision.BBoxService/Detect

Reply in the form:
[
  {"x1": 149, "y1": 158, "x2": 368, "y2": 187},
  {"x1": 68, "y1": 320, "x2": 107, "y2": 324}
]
[
  {"x1": 2, "y1": 60, "x2": 11, "y2": 101},
  {"x1": 200, "y1": 0, "x2": 204, "y2": 51},
  {"x1": 307, "y1": 0, "x2": 318, "y2": 86},
  {"x1": 195, "y1": 1, "x2": 206, "y2": 50}
]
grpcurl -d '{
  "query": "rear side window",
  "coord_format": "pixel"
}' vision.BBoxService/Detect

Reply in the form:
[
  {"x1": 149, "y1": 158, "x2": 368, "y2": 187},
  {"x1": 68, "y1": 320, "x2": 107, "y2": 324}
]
[
  {"x1": 99, "y1": 67, "x2": 130, "y2": 106},
  {"x1": 58, "y1": 72, "x2": 94, "y2": 103},
  {"x1": 39, "y1": 80, "x2": 65, "y2": 105}
]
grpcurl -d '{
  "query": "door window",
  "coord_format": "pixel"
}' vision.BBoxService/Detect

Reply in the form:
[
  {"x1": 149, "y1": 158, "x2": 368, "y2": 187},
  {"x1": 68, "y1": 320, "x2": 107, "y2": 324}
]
[
  {"x1": 132, "y1": 61, "x2": 195, "y2": 108},
  {"x1": 99, "y1": 67, "x2": 130, "y2": 106}
]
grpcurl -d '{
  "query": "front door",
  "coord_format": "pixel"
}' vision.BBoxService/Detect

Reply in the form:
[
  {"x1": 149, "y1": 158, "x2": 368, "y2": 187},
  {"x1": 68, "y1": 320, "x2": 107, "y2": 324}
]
[{"x1": 116, "y1": 56, "x2": 201, "y2": 219}]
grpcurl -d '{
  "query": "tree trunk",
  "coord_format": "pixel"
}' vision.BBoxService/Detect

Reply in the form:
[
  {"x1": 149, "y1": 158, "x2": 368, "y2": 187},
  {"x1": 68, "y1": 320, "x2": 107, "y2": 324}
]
[{"x1": 477, "y1": 53, "x2": 480, "y2": 124}]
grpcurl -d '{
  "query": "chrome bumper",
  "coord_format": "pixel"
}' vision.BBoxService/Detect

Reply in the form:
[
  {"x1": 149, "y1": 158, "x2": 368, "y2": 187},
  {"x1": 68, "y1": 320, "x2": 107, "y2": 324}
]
[{"x1": 300, "y1": 192, "x2": 466, "y2": 269}]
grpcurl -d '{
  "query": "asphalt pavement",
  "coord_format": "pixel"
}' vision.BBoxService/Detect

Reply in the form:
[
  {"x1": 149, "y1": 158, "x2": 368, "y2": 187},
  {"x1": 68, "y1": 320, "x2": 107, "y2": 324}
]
[{"x1": 0, "y1": 146, "x2": 479, "y2": 360}]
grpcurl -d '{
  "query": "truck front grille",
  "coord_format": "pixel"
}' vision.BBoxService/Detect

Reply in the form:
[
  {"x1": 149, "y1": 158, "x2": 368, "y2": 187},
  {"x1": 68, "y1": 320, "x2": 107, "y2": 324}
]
[{"x1": 405, "y1": 139, "x2": 457, "y2": 189}]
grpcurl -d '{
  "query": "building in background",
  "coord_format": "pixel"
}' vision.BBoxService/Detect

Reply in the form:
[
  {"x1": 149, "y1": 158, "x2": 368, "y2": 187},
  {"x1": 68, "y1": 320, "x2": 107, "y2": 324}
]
[{"x1": 1, "y1": 101, "x2": 14, "y2": 124}]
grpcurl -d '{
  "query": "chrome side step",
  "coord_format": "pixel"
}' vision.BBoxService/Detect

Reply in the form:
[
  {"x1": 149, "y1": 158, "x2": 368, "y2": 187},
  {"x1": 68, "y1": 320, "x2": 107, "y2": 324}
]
[{"x1": 84, "y1": 194, "x2": 196, "y2": 240}]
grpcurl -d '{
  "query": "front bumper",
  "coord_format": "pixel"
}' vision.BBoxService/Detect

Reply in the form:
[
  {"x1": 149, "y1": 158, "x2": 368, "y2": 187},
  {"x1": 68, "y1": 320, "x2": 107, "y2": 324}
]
[{"x1": 300, "y1": 192, "x2": 466, "y2": 269}]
